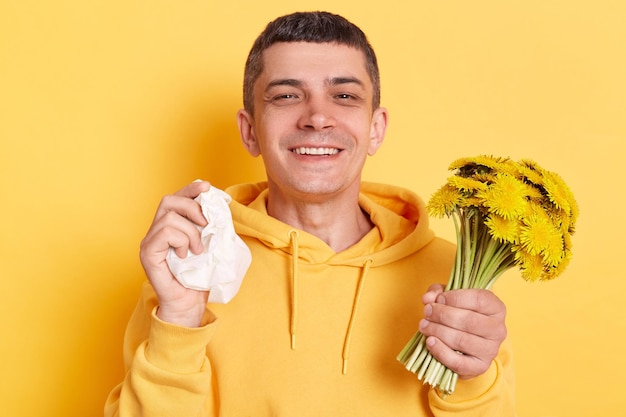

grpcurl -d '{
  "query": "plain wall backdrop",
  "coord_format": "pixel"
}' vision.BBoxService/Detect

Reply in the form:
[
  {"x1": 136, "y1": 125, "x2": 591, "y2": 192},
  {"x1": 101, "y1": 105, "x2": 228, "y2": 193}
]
[{"x1": 1, "y1": 1, "x2": 624, "y2": 416}]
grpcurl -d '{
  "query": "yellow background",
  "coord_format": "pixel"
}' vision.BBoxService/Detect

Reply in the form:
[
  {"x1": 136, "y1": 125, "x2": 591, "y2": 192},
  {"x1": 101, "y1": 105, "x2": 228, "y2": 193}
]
[{"x1": 1, "y1": 1, "x2": 624, "y2": 416}]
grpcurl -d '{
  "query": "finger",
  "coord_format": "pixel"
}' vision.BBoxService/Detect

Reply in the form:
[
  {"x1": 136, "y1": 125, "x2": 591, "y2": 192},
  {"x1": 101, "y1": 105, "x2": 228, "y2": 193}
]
[
  {"x1": 424, "y1": 301, "x2": 506, "y2": 341},
  {"x1": 153, "y1": 190, "x2": 210, "y2": 228},
  {"x1": 174, "y1": 180, "x2": 211, "y2": 198},
  {"x1": 423, "y1": 335, "x2": 493, "y2": 379},
  {"x1": 421, "y1": 283, "x2": 445, "y2": 305},
  {"x1": 143, "y1": 211, "x2": 204, "y2": 256},
  {"x1": 140, "y1": 225, "x2": 200, "y2": 284},
  {"x1": 420, "y1": 314, "x2": 502, "y2": 357},
  {"x1": 141, "y1": 226, "x2": 190, "y2": 260},
  {"x1": 437, "y1": 289, "x2": 506, "y2": 317}
]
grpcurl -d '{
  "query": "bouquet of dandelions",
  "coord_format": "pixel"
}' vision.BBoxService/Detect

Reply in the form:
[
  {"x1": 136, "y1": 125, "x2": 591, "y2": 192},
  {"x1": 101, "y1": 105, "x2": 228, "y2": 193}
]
[{"x1": 397, "y1": 155, "x2": 578, "y2": 397}]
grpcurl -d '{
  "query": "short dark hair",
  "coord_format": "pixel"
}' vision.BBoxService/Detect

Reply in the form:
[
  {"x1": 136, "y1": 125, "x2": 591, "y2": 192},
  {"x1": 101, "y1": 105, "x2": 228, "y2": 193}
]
[{"x1": 243, "y1": 11, "x2": 381, "y2": 114}]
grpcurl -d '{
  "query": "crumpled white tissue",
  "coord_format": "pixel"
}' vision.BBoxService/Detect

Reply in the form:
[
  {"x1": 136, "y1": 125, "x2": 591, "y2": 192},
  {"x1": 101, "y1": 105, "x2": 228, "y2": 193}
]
[{"x1": 165, "y1": 186, "x2": 251, "y2": 304}]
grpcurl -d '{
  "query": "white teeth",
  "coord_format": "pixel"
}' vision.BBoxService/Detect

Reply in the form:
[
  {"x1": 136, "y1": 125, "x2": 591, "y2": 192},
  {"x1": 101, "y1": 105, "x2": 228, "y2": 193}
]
[{"x1": 293, "y1": 147, "x2": 339, "y2": 155}]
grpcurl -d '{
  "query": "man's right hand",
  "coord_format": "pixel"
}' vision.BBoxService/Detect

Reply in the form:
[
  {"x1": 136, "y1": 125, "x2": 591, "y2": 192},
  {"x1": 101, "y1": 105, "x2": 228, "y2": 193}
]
[{"x1": 139, "y1": 181, "x2": 212, "y2": 327}]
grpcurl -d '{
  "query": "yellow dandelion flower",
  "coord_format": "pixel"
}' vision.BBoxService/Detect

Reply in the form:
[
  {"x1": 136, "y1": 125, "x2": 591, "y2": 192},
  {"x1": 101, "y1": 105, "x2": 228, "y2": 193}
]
[
  {"x1": 567, "y1": 200, "x2": 580, "y2": 235},
  {"x1": 477, "y1": 173, "x2": 529, "y2": 220},
  {"x1": 472, "y1": 172, "x2": 498, "y2": 184},
  {"x1": 448, "y1": 156, "x2": 479, "y2": 171},
  {"x1": 447, "y1": 176, "x2": 488, "y2": 193},
  {"x1": 538, "y1": 202, "x2": 565, "y2": 227},
  {"x1": 515, "y1": 162, "x2": 545, "y2": 187},
  {"x1": 459, "y1": 196, "x2": 483, "y2": 209},
  {"x1": 514, "y1": 165, "x2": 547, "y2": 202},
  {"x1": 449, "y1": 155, "x2": 511, "y2": 176},
  {"x1": 562, "y1": 231, "x2": 574, "y2": 252},
  {"x1": 545, "y1": 172, "x2": 579, "y2": 233},
  {"x1": 548, "y1": 248, "x2": 572, "y2": 279},
  {"x1": 541, "y1": 232, "x2": 565, "y2": 268},
  {"x1": 527, "y1": 186, "x2": 544, "y2": 201},
  {"x1": 549, "y1": 207, "x2": 575, "y2": 233},
  {"x1": 519, "y1": 180, "x2": 545, "y2": 201},
  {"x1": 513, "y1": 248, "x2": 545, "y2": 282},
  {"x1": 519, "y1": 210, "x2": 562, "y2": 260},
  {"x1": 542, "y1": 171, "x2": 573, "y2": 213},
  {"x1": 427, "y1": 184, "x2": 462, "y2": 218},
  {"x1": 496, "y1": 159, "x2": 520, "y2": 177},
  {"x1": 485, "y1": 214, "x2": 519, "y2": 243},
  {"x1": 518, "y1": 158, "x2": 541, "y2": 172}
]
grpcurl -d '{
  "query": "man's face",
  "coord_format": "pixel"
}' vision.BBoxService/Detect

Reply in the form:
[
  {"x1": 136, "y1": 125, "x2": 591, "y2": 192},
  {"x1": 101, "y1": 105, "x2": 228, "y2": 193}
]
[{"x1": 237, "y1": 42, "x2": 387, "y2": 203}]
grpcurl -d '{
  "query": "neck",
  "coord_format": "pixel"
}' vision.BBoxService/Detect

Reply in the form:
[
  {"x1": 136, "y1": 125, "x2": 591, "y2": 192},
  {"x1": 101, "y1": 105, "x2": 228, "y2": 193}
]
[{"x1": 267, "y1": 188, "x2": 373, "y2": 252}]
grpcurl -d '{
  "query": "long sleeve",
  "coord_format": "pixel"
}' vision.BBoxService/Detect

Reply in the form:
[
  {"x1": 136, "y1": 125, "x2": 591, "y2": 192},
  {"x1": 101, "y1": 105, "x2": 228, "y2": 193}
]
[
  {"x1": 104, "y1": 282, "x2": 218, "y2": 417},
  {"x1": 428, "y1": 338, "x2": 517, "y2": 416}
]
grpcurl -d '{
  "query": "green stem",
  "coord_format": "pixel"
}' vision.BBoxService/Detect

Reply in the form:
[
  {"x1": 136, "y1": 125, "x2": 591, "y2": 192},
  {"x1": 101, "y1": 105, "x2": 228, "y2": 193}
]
[
  {"x1": 446, "y1": 209, "x2": 463, "y2": 291},
  {"x1": 462, "y1": 210, "x2": 474, "y2": 288},
  {"x1": 397, "y1": 329, "x2": 423, "y2": 362},
  {"x1": 475, "y1": 239, "x2": 514, "y2": 289}
]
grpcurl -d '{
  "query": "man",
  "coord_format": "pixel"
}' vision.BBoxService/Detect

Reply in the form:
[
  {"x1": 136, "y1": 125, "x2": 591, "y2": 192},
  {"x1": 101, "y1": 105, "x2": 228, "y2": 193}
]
[{"x1": 105, "y1": 11, "x2": 515, "y2": 416}]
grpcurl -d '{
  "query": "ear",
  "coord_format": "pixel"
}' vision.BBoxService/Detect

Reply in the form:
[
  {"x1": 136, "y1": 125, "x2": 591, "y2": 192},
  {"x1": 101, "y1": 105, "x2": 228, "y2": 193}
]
[
  {"x1": 237, "y1": 109, "x2": 261, "y2": 157},
  {"x1": 367, "y1": 107, "x2": 388, "y2": 156}
]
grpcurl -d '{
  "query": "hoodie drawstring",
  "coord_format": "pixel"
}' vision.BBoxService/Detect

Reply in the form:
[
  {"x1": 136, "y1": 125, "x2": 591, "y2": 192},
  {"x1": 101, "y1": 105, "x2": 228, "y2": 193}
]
[
  {"x1": 288, "y1": 230, "x2": 299, "y2": 350},
  {"x1": 287, "y1": 230, "x2": 373, "y2": 375},
  {"x1": 342, "y1": 257, "x2": 373, "y2": 375}
]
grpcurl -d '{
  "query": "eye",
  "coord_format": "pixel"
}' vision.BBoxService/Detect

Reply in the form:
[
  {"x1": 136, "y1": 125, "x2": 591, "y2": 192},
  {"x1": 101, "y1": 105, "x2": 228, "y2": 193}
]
[
  {"x1": 333, "y1": 92, "x2": 364, "y2": 106},
  {"x1": 269, "y1": 93, "x2": 300, "y2": 105}
]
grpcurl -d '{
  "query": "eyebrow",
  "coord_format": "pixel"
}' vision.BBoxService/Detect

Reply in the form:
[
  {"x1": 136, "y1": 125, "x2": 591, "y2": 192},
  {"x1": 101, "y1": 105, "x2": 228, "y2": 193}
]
[
  {"x1": 265, "y1": 76, "x2": 366, "y2": 91},
  {"x1": 328, "y1": 76, "x2": 365, "y2": 89}
]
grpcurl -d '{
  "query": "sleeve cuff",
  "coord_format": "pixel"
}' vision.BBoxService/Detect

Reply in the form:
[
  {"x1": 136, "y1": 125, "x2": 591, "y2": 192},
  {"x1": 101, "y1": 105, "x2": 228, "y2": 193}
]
[
  {"x1": 429, "y1": 359, "x2": 499, "y2": 407},
  {"x1": 145, "y1": 306, "x2": 218, "y2": 374}
]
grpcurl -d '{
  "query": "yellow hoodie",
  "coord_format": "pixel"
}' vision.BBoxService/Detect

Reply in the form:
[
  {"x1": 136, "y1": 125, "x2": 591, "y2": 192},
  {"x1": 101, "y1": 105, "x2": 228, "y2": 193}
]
[{"x1": 105, "y1": 182, "x2": 516, "y2": 416}]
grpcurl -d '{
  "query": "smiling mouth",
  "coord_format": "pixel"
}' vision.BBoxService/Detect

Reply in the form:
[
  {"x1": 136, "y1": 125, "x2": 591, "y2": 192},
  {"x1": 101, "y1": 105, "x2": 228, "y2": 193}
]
[{"x1": 291, "y1": 147, "x2": 340, "y2": 156}]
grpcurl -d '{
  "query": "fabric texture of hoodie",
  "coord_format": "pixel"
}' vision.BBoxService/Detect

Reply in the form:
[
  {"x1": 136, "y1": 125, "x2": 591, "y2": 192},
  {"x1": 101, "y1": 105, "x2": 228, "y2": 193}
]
[{"x1": 105, "y1": 182, "x2": 516, "y2": 417}]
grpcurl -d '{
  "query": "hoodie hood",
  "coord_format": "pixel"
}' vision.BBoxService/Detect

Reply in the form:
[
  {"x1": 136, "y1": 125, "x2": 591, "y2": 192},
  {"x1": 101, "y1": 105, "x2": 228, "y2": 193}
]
[{"x1": 226, "y1": 181, "x2": 435, "y2": 266}]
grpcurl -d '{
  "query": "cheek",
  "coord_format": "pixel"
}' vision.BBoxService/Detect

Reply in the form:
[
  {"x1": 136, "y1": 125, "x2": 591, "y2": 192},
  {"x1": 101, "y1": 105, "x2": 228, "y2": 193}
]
[
  {"x1": 349, "y1": 120, "x2": 377, "y2": 147},
  {"x1": 258, "y1": 110, "x2": 293, "y2": 138}
]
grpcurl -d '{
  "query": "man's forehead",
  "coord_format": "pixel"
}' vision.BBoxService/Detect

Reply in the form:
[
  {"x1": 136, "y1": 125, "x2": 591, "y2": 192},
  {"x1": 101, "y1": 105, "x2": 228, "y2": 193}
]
[{"x1": 258, "y1": 42, "x2": 370, "y2": 81}]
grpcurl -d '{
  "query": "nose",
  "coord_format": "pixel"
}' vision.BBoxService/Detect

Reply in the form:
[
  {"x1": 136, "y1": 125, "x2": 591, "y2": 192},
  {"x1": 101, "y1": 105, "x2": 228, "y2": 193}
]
[{"x1": 298, "y1": 96, "x2": 336, "y2": 131}]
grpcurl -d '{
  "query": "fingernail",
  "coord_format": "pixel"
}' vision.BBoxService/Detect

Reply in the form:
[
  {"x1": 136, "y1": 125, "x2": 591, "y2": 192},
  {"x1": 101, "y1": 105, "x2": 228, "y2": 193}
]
[
  {"x1": 426, "y1": 337, "x2": 436, "y2": 347},
  {"x1": 424, "y1": 304, "x2": 432, "y2": 317},
  {"x1": 436, "y1": 294, "x2": 446, "y2": 305},
  {"x1": 419, "y1": 319, "x2": 429, "y2": 330}
]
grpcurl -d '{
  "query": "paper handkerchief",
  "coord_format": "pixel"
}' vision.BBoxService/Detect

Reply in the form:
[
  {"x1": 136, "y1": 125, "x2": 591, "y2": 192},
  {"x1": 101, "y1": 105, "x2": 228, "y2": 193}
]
[{"x1": 166, "y1": 186, "x2": 252, "y2": 304}]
